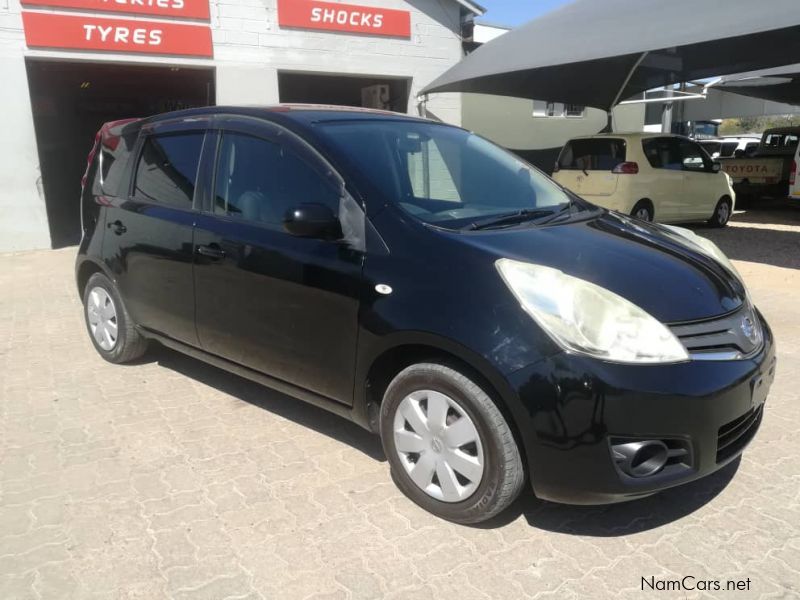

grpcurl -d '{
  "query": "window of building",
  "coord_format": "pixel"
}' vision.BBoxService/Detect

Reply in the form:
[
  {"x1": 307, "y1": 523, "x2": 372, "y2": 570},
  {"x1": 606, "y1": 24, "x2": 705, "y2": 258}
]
[
  {"x1": 564, "y1": 104, "x2": 585, "y2": 118},
  {"x1": 533, "y1": 101, "x2": 585, "y2": 118},
  {"x1": 134, "y1": 132, "x2": 204, "y2": 208}
]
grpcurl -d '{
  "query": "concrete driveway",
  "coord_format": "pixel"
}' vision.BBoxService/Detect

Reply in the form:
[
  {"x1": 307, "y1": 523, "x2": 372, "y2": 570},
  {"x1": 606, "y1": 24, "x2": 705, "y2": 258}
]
[{"x1": 1, "y1": 204, "x2": 799, "y2": 599}]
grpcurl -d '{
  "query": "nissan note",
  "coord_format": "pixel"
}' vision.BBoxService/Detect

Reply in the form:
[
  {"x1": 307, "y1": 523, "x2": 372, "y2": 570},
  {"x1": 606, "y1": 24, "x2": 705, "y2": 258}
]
[
  {"x1": 553, "y1": 133, "x2": 736, "y2": 227},
  {"x1": 77, "y1": 106, "x2": 775, "y2": 524}
]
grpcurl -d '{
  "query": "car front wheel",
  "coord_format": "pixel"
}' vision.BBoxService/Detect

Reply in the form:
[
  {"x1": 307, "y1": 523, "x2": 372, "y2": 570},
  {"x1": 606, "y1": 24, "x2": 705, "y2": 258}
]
[
  {"x1": 708, "y1": 197, "x2": 732, "y2": 228},
  {"x1": 83, "y1": 272, "x2": 148, "y2": 363},
  {"x1": 380, "y1": 362, "x2": 525, "y2": 524}
]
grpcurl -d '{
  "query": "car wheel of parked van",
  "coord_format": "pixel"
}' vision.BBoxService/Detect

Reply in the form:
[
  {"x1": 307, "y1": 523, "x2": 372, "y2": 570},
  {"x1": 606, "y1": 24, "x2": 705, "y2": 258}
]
[
  {"x1": 708, "y1": 197, "x2": 732, "y2": 228},
  {"x1": 83, "y1": 272, "x2": 148, "y2": 363},
  {"x1": 380, "y1": 362, "x2": 525, "y2": 524},
  {"x1": 631, "y1": 200, "x2": 654, "y2": 222}
]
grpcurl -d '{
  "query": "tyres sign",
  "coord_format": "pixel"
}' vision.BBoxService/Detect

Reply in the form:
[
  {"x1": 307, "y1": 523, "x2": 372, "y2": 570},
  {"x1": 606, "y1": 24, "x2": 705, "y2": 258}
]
[{"x1": 21, "y1": 12, "x2": 213, "y2": 57}]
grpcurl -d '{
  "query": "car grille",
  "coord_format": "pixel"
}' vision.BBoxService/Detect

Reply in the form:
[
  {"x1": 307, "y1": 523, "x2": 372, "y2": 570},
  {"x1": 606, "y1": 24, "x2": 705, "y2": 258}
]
[
  {"x1": 716, "y1": 405, "x2": 763, "y2": 463},
  {"x1": 669, "y1": 305, "x2": 763, "y2": 360}
]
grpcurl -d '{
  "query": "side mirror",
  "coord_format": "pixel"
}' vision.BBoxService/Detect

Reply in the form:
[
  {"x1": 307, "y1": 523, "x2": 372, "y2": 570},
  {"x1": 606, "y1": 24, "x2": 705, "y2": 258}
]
[
  {"x1": 711, "y1": 162, "x2": 721, "y2": 173},
  {"x1": 283, "y1": 203, "x2": 342, "y2": 239}
]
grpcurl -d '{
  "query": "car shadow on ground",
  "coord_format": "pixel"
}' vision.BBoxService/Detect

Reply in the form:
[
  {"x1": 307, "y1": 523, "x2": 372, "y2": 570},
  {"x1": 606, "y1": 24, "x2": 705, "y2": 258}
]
[
  {"x1": 689, "y1": 201, "x2": 800, "y2": 270},
  {"x1": 146, "y1": 344, "x2": 386, "y2": 462},
  {"x1": 479, "y1": 457, "x2": 740, "y2": 535},
  {"x1": 143, "y1": 343, "x2": 741, "y2": 533}
]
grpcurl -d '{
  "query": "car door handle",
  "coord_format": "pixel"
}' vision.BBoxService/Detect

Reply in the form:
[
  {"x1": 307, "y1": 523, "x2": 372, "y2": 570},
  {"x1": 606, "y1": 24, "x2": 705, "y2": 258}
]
[
  {"x1": 107, "y1": 220, "x2": 126, "y2": 235},
  {"x1": 196, "y1": 244, "x2": 226, "y2": 260}
]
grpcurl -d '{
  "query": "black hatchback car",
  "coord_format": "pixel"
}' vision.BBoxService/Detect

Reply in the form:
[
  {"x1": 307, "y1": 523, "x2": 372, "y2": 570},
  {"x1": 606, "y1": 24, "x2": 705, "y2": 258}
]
[{"x1": 77, "y1": 106, "x2": 775, "y2": 523}]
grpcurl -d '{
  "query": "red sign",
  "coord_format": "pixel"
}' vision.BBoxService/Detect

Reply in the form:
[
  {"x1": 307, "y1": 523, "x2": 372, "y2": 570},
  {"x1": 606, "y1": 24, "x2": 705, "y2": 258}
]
[
  {"x1": 278, "y1": 0, "x2": 411, "y2": 38},
  {"x1": 21, "y1": 0, "x2": 209, "y2": 20},
  {"x1": 22, "y1": 12, "x2": 213, "y2": 57}
]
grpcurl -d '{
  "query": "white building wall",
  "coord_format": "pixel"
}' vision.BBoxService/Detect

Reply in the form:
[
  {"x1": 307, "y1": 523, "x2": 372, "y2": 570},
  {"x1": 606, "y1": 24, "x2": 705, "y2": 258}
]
[
  {"x1": 0, "y1": 8, "x2": 51, "y2": 251},
  {"x1": 0, "y1": 0, "x2": 468, "y2": 251},
  {"x1": 462, "y1": 93, "x2": 646, "y2": 150},
  {"x1": 677, "y1": 88, "x2": 800, "y2": 122},
  {"x1": 211, "y1": 0, "x2": 464, "y2": 124}
]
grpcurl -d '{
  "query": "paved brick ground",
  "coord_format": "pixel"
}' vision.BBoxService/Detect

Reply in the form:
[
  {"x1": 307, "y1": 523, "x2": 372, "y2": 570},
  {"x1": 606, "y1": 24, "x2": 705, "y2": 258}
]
[{"x1": 1, "y1": 206, "x2": 799, "y2": 599}]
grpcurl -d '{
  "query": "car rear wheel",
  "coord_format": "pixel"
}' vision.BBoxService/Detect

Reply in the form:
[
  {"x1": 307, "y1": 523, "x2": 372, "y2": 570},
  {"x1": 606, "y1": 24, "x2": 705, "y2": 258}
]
[
  {"x1": 631, "y1": 200, "x2": 654, "y2": 222},
  {"x1": 708, "y1": 196, "x2": 732, "y2": 228},
  {"x1": 83, "y1": 272, "x2": 148, "y2": 363},
  {"x1": 380, "y1": 362, "x2": 524, "y2": 524}
]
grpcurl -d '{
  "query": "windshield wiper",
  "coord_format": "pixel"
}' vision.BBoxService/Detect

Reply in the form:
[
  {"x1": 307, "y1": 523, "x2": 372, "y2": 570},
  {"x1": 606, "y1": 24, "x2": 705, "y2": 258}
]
[
  {"x1": 463, "y1": 208, "x2": 557, "y2": 231},
  {"x1": 535, "y1": 200, "x2": 576, "y2": 225}
]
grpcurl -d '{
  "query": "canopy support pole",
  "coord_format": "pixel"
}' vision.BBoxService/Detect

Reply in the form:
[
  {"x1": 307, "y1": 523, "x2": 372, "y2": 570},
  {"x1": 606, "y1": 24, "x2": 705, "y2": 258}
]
[{"x1": 605, "y1": 51, "x2": 650, "y2": 131}]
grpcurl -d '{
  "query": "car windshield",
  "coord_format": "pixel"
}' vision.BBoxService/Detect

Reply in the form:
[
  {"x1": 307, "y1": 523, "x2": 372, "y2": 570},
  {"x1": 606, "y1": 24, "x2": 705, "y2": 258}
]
[{"x1": 317, "y1": 120, "x2": 572, "y2": 229}]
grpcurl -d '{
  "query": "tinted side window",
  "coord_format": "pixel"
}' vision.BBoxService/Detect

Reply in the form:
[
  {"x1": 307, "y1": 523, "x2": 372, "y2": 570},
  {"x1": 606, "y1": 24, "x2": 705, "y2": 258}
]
[
  {"x1": 642, "y1": 138, "x2": 683, "y2": 170},
  {"x1": 699, "y1": 141, "x2": 720, "y2": 157},
  {"x1": 558, "y1": 138, "x2": 626, "y2": 171},
  {"x1": 214, "y1": 132, "x2": 340, "y2": 228},
  {"x1": 720, "y1": 141, "x2": 738, "y2": 157},
  {"x1": 134, "y1": 132, "x2": 204, "y2": 208}
]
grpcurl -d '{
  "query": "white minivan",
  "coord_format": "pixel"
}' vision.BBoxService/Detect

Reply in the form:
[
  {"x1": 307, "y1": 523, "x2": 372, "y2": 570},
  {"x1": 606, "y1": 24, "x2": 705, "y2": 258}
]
[{"x1": 553, "y1": 133, "x2": 736, "y2": 227}]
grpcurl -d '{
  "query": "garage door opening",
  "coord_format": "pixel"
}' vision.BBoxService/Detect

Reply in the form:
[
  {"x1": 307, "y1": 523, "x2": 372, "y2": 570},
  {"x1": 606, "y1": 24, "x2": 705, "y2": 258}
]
[
  {"x1": 26, "y1": 60, "x2": 214, "y2": 248},
  {"x1": 279, "y1": 72, "x2": 409, "y2": 113}
]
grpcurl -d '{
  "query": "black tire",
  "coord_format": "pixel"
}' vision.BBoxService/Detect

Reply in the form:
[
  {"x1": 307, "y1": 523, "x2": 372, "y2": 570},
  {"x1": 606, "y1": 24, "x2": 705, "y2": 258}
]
[
  {"x1": 379, "y1": 362, "x2": 524, "y2": 524},
  {"x1": 82, "y1": 272, "x2": 148, "y2": 363},
  {"x1": 708, "y1": 196, "x2": 732, "y2": 228},
  {"x1": 631, "y1": 200, "x2": 654, "y2": 222}
]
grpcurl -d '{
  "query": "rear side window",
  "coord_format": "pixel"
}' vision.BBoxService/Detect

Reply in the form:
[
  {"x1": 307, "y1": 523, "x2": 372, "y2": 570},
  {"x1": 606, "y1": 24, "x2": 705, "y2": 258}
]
[
  {"x1": 720, "y1": 141, "x2": 738, "y2": 157},
  {"x1": 134, "y1": 132, "x2": 205, "y2": 208},
  {"x1": 763, "y1": 132, "x2": 799, "y2": 148},
  {"x1": 213, "y1": 132, "x2": 340, "y2": 228},
  {"x1": 699, "y1": 141, "x2": 721, "y2": 157},
  {"x1": 642, "y1": 138, "x2": 683, "y2": 170},
  {"x1": 558, "y1": 138, "x2": 626, "y2": 171}
]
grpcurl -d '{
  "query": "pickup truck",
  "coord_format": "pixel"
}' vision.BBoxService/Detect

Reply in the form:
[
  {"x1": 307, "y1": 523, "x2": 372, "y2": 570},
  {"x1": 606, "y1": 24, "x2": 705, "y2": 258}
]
[{"x1": 717, "y1": 126, "x2": 800, "y2": 205}]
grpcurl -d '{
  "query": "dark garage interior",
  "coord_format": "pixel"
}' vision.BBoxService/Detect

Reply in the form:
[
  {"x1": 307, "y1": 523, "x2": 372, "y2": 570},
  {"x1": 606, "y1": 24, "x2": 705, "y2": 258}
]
[
  {"x1": 279, "y1": 71, "x2": 409, "y2": 113},
  {"x1": 25, "y1": 60, "x2": 215, "y2": 248}
]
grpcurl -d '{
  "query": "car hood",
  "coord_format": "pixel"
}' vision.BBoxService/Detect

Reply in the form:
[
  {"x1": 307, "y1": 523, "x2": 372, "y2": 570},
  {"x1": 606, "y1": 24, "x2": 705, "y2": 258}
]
[{"x1": 453, "y1": 211, "x2": 746, "y2": 323}]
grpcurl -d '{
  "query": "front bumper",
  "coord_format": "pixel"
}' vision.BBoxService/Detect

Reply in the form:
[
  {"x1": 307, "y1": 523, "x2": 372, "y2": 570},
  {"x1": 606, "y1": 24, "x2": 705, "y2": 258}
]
[{"x1": 506, "y1": 317, "x2": 776, "y2": 505}]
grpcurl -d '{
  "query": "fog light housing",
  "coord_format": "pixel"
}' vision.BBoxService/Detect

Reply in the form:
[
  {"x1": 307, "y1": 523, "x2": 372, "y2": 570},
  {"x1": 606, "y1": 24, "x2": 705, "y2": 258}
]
[{"x1": 610, "y1": 437, "x2": 692, "y2": 479}]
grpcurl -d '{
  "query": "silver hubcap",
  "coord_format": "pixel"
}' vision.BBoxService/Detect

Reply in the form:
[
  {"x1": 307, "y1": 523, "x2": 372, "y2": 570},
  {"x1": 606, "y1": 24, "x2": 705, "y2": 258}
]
[
  {"x1": 86, "y1": 287, "x2": 118, "y2": 351},
  {"x1": 393, "y1": 390, "x2": 484, "y2": 503},
  {"x1": 718, "y1": 202, "x2": 730, "y2": 223},
  {"x1": 635, "y1": 207, "x2": 651, "y2": 221}
]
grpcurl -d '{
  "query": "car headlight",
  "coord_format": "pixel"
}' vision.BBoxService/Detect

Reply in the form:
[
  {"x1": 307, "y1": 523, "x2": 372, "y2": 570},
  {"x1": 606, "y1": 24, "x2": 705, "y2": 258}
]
[
  {"x1": 660, "y1": 225, "x2": 741, "y2": 281},
  {"x1": 496, "y1": 259, "x2": 689, "y2": 364}
]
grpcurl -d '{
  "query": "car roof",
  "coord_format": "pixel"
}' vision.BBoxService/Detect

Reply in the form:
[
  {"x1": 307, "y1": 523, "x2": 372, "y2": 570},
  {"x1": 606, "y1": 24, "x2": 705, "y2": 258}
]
[
  {"x1": 564, "y1": 132, "x2": 685, "y2": 142},
  {"x1": 141, "y1": 104, "x2": 435, "y2": 127},
  {"x1": 762, "y1": 126, "x2": 800, "y2": 135}
]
